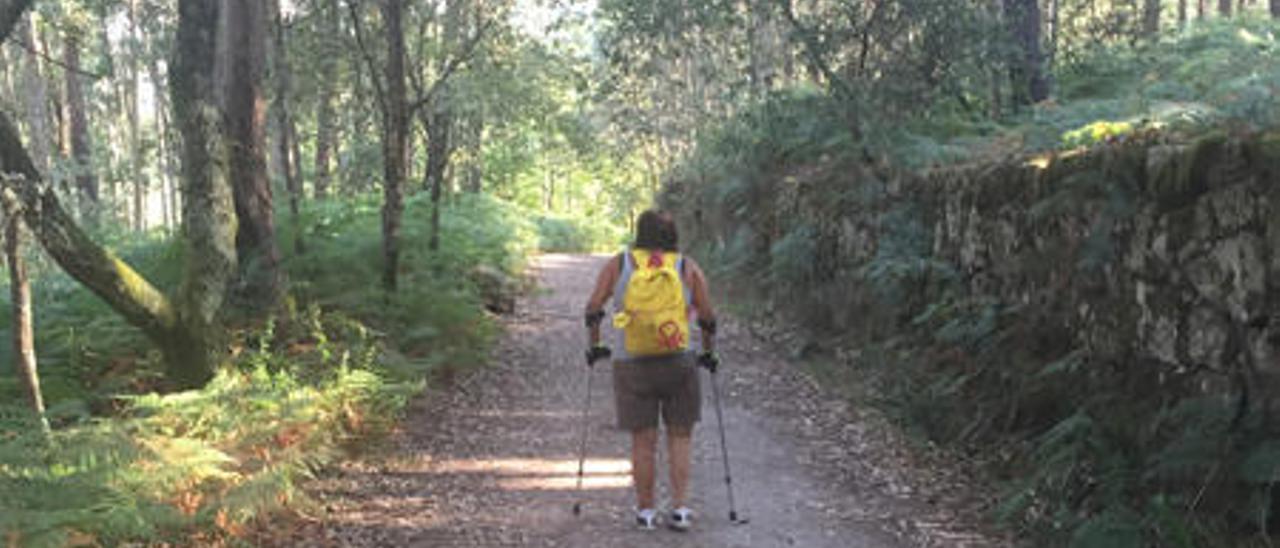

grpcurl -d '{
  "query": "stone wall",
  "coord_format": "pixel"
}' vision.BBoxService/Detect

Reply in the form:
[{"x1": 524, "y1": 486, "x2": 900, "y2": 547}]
[{"x1": 671, "y1": 130, "x2": 1280, "y2": 380}]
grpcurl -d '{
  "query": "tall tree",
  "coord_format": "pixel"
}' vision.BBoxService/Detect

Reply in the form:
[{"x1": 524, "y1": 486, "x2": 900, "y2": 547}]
[
  {"x1": 127, "y1": 0, "x2": 145, "y2": 231},
  {"x1": 313, "y1": 0, "x2": 340, "y2": 200},
  {"x1": 168, "y1": 0, "x2": 238, "y2": 386},
  {"x1": 63, "y1": 31, "x2": 98, "y2": 221},
  {"x1": 381, "y1": 0, "x2": 408, "y2": 291},
  {"x1": 347, "y1": 0, "x2": 409, "y2": 291},
  {"x1": 1004, "y1": 0, "x2": 1050, "y2": 106},
  {"x1": 1143, "y1": 0, "x2": 1161, "y2": 36},
  {"x1": 0, "y1": 0, "x2": 236, "y2": 388},
  {"x1": 269, "y1": 0, "x2": 302, "y2": 253},
  {"x1": 2, "y1": 194, "x2": 45, "y2": 429},
  {"x1": 223, "y1": 0, "x2": 283, "y2": 309},
  {"x1": 16, "y1": 13, "x2": 51, "y2": 175}
]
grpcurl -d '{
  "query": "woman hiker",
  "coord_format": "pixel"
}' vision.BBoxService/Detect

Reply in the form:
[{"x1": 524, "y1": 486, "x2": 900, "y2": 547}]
[{"x1": 583, "y1": 210, "x2": 720, "y2": 531}]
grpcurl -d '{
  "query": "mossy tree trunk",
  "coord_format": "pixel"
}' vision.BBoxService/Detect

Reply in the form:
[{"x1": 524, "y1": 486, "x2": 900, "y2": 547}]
[
  {"x1": 171, "y1": 0, "x2": 238, "y2": 387},
  {"x1": 0, "y1": 0, "x2": 234, "y2": 390}
]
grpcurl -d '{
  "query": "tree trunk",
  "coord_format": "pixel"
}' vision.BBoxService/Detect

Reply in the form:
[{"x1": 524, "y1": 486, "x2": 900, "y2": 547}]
[
  {"x1": 270, "y1": 0, "x2": 303, "y2": 254},
  {"x1": 1272, "y1": 0, "x2": 1279, "y2": 17},
  {"x1": 425, "y1": 0, "x2": 463, "y2": 252},
  {"x1": 3, "y1": 196, "x2": 46, "y2": 427},
  {"x1": 465, "y1": 113, "x2": 482, "y2": 193},
  {"x1": 1180, "y1": 0, "x2": 1189, "y2": 26},
  {"x1": 1220, "y1": 0, "x2": 1233, "y2": 15},
  {"x1": 17, "y1": 14, "x2": 51, "y2": 176},
  {"x1": 148, "y1": 58, "x2": 179, "y2": 232},
  {"x1": 1003, "y1": 0, "x2": 1050, "y2": 107},
  {"x1": 1143, "y1": 0, "x2": 1161, "y2": 36},
  {"x1": 0, "y1": 3, "x2": 224, "y2": 390},
  {"x1": 222, "y1": 0, "x2": 282, "y2": 311},
  {"x1": 379, "y1": 0, "x2": 408, "y2": 291},
  {"x1": 171, "y1": 0, "x2": 237, "y2": 387},
  {"x1": 64, "y1": 34, "x2": 98, "y2": 223},
  {"x1": 313, "y1": 0, "x2": 339, "y2": 200},
  {"x1": 127, "y1": 0, "x2": 145, "y2": 231},
  {"x1": 424, "y1": 103, "x2": 450, "y2": 252}
]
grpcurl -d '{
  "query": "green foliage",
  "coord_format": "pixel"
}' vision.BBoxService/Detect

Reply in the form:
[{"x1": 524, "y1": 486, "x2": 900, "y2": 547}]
[
  {"x1": 0, "y1": 306, "x2": 418, "y2": 545},
  {"x1": 280, "y1": 193, "x2": 536, "y2": 367},
  {"x1": 1, "y1": 191, "x2": 548, "y2": 543},
  {"x1": 535, "y1": 213, "x2": 625, "y2": 253},
  {"x1": 1063, "y1": 120, "x2": 1137, "y2": 147}
]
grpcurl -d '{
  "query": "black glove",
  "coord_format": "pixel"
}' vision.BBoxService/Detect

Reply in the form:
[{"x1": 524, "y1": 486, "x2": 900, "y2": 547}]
[
  {"x1": 586, "y1": 345, "x2": 612, "y2": 367},
  {"x1": 697, "y1": 351, "x2": 720, "y2": 373}
]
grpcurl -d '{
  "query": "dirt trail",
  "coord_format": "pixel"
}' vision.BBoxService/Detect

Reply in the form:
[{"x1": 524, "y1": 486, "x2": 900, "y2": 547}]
[{"x1": 302, "y1": 254, "x2": 1005, "y2": 547}]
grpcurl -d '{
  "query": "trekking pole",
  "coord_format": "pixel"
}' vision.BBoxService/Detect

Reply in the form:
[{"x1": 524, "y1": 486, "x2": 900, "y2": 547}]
[
  {"x1": 708, "y1": 362, "x2": 749, "y2": 524},
  {"x1": 573, "y1": 346, "x2": 609, "y2": 516},
  {"x1": 571, "y1": 368, "x2": 594, "y2": 516}
]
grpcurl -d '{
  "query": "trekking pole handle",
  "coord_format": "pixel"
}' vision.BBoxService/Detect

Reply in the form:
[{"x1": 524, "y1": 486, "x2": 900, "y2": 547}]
[{"x1": 586, "y1": 345, "x2": 612, "y2": 367}]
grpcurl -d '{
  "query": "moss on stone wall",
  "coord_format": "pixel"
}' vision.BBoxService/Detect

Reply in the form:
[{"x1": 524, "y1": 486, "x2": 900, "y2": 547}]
[{"x1": 669, "y1": 129, "x2": 1280, "y2": 545}]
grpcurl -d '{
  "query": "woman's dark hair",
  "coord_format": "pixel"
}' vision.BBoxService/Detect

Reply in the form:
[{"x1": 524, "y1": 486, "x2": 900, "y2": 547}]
[{"x1": 634, "y1": 210, "x2": 678, "y2": 252}]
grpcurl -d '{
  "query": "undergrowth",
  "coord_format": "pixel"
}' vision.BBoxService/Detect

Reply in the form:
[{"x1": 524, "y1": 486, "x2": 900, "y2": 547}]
[
  {"x1": 0, "y1": 192, "x2": 586, "y2": 544},
  {"x1": 663, "y1": 17, "x2": 1280, "y2": 548}
]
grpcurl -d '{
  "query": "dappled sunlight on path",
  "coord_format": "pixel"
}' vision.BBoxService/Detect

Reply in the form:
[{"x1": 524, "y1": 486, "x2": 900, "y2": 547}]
[{"x1": 300, "y1": 254, "x2": 1001, "y2": 547}]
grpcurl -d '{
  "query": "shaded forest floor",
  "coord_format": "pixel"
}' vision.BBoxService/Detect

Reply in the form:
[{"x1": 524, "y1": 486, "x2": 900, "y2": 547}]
[{"x1": 273, "y1": 254, "x2": 1010, "y2": 547}]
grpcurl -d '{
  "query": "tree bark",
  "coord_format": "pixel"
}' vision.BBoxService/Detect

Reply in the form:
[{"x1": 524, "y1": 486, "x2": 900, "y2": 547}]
[
  {"x1": 1003, "y1": 0, "x2": 1050, "y2": 107},
  {"x1": 1220, "y1": 0, "x2": 1233, "y2": 15},
  {"x1": 16, "y1": 13, "x2": 51, "y2": 176},
  {"x1": 2, "y1": 195, "x2": 45, "y2": 426},
  {"x1": 426, "y1": 0, "x2": 462, "y2": 252},
  {"x1": 0, "y1": 112, "x2": 190, "y2": 378},
  {"x1": 270, "y1": 0, "x2": 303, "y2": 254},
  {"x1": 222, "y1": 0, "x2": 282, "y2": 311},
  {"x1": 313, "y1": 0, "x2": 340, "y2": 200},
  {"x1": 0, "y1": 2, "x2": 222, "y2": 390},
  {"x1": 464, "y1": 113, "x2": 482, "y2": 193},
  {"x1": 380, "y1": 0, "x2": 408, "y2": 291},
  {"x1": 63, "y1": 33, "x2": 98, "y2": 223},
  {"x1": 1179, "y1": 0, "x2": 1189, "y2": 26},
  {"x1": 127, "y1": 0, "x2": 145, "y2": 231},
  {"x1": 424, "y1": 102, "x2": 450, "y2": 251},
  {"x1": 1143, "y1": 0, "x2": 1161, "y2": 36},
  {"x1": 171, "y1": 0, "x2": 237, "y2": 387}
]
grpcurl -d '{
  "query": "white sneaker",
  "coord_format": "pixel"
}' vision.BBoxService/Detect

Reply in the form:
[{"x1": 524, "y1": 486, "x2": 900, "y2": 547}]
[
  {"x1": 635, "y1": 508, "x2": 658, "y2": 530},
  {"x1": 668, "y1": 507, "x2": 693, "y2": 532}
]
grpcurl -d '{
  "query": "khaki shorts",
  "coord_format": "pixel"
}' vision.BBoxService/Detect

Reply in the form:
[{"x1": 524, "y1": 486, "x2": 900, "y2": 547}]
[{"x1": 612, "y1": 354, "x2": 702, "y2": 431}]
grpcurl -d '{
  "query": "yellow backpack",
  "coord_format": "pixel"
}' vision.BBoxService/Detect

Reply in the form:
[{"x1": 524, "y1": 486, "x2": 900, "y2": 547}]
[{"x1": 613, "y1": 249, "x2": 690, "y2": 357}]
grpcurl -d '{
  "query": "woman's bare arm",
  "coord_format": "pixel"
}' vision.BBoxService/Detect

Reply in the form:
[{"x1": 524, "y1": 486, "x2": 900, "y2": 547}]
[
  {"x1": 585, "y1": 255, "x2": 621, "y2": 346},
  {"x1": 685, "y1": 258, "x2": 717, "y2": 352}
]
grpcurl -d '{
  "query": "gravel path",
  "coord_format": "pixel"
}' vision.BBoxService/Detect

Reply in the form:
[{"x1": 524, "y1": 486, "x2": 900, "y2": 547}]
[{"x1": 299, "y1": 254, "x2": 1007, "y2": 547}]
